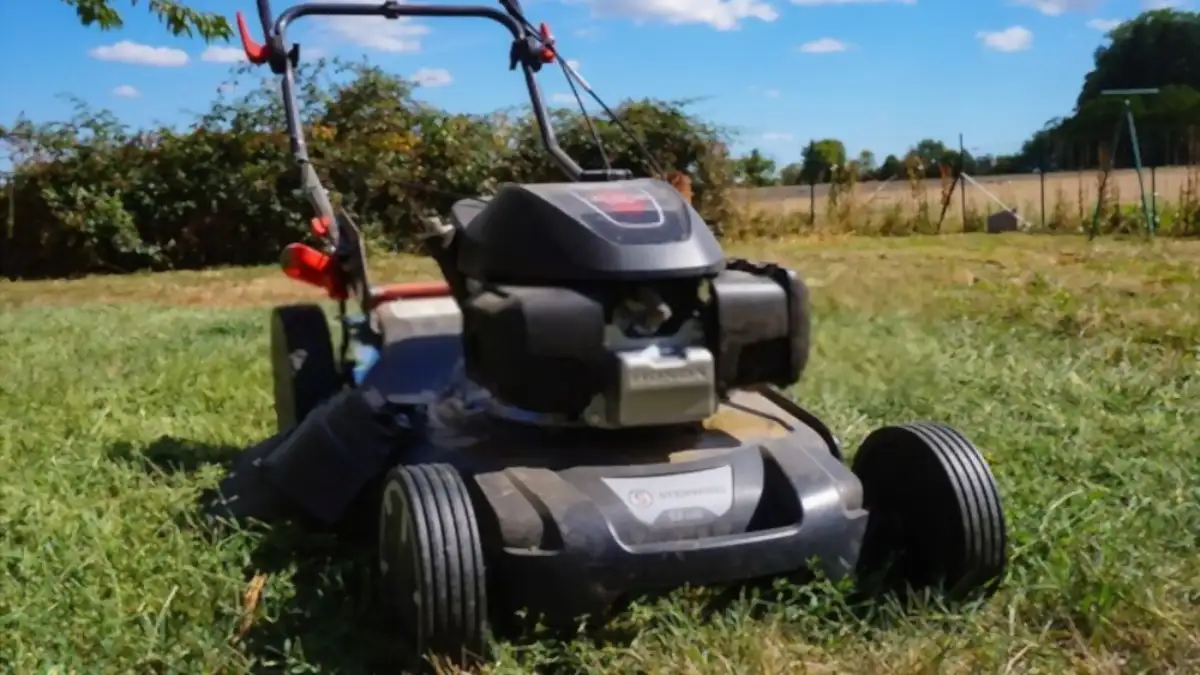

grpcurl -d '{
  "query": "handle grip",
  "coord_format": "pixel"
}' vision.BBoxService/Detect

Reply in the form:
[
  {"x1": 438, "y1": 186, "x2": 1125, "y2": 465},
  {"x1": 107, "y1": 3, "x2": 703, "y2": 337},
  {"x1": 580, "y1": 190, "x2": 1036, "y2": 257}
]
[{"x1": 235, "y1": 11, "x2": 268, "y2": 64}]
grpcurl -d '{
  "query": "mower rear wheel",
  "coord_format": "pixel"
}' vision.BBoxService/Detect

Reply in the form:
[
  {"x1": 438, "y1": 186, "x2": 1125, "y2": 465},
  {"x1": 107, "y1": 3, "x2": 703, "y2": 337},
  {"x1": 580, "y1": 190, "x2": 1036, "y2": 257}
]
[
  {"x1": 378, "y1": 463, "x2": 490, "y2": 672},
  {"x1": 270, "y1": 303, "x2": 341, "y2": 433},
  {"x1": 852, "y1": 422, "x2": 1007, "y2": 601}
]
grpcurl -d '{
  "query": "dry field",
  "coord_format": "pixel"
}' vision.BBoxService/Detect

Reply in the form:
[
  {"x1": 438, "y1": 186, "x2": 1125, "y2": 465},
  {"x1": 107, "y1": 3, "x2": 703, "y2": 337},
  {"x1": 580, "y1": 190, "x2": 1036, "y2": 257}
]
[{"x1": 737, "y1": 166, "x2": 1200, "y2": 224}]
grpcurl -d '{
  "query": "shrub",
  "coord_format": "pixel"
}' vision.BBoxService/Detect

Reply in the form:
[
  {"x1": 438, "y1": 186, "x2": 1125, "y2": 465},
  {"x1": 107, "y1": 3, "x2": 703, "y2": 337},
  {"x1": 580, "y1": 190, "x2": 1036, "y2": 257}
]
[{"x1": 0, "y1": 60, "x2": 739, "y2": 279}]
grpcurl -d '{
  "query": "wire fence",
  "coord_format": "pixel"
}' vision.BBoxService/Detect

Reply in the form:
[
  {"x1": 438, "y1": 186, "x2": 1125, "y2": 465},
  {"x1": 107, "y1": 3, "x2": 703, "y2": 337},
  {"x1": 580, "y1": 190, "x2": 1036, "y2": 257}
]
[{"x1": 738, "y1": 130, "x2": 1200, "y2": 236}]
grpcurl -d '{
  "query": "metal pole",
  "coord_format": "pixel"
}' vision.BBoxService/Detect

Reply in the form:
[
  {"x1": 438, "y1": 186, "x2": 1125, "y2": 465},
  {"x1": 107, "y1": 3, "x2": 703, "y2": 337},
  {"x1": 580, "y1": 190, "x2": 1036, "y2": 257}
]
[
  {"x1": 959, "y1": 133, "x2": 967, "y2": 226},
  {"x1": 2, "y1": 172, "x2": 10, "y2": 279},
  {"x1": 1124, "y1": 101, "x2": 1154, "y2": 235},
  {"x1": 1039, "y1": 170, "x2": 1046, "y2": 230},
  {"x1": 806, "y1": 140, "x2": 816, "y2": 227},
  {"x1": 1151, "y1": 164, "x2": 1157, "y2": 228},
  {"x1": 1098, "y1": 88, "x2": 1159, "y2": 236},
  {"x1": 809, "y1": 181, "x2": 815, "y2": 226},
  {"x1": 1039, "y1": 136, "x2": 1047, "y2": 229}
]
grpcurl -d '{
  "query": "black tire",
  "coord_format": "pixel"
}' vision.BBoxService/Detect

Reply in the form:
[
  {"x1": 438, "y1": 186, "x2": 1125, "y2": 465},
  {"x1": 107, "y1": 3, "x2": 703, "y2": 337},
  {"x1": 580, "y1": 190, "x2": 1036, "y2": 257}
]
[
  {"x1": 378, "y1": 463, "x2": 490, "y2": 671},
  {"x1": 852, "y1": 422, "x2": 1007, "y2": 601},
  {"x1": 270, "y1": 304, "x2": 341, "y2": 433}
]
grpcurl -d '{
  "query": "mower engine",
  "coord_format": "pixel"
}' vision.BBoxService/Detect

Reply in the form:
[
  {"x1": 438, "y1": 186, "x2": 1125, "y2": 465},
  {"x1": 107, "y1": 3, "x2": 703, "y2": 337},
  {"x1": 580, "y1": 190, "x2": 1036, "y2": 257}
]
[{"x1": 433, "y1": 178, "x2": 810, "y2": 429}]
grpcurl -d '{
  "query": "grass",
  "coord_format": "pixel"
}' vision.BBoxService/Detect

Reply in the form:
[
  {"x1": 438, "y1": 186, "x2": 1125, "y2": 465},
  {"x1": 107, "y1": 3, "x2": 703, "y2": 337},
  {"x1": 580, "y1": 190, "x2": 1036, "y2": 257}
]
[{"x1": 2, "y1": 233, "x2": 1199, "y2": 673}]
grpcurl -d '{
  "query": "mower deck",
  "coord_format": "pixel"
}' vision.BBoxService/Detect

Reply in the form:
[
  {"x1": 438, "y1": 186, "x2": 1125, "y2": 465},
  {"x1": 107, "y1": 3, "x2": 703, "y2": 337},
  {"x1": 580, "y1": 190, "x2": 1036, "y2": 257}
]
[{"x1": 364, "y1": 295, "x2": 865, "y2": 626}]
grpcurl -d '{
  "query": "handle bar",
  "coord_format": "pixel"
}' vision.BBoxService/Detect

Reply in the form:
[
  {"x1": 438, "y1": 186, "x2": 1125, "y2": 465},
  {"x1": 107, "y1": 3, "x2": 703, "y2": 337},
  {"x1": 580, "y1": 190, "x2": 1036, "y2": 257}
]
[
  {"x1": 273, "y1": 2, "x2": 522, "y2": 42},
  {"x1": 237, "y1": 0, "x2": 584, "y2": 184},
  {"x1": 236, "y1": 0, "x2": 632, "y2": 336},
  {"x1": 256, "y1": 0, "x2": 272, "y2": 41}
]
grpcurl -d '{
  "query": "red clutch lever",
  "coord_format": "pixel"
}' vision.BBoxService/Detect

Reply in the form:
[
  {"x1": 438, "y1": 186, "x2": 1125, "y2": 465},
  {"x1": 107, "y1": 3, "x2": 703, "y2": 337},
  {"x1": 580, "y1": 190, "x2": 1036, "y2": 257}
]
[
  {"x1": 236, "y1": 11, "x2": 269, "y2": 65},
  {"x1": 281, "y1": 243, "x2": 348, "y2": 300},
  {"x1": 538, "y1": 22, "x2": 556, "y2": 63}
]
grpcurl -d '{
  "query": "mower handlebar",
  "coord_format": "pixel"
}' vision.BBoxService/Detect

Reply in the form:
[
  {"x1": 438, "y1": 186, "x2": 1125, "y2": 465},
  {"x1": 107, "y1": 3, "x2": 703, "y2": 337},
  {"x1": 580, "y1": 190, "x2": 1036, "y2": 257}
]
[
  {"x1": 269, "y1": 2, "x2": 522, "y2": 42},
  {"x1": 256, "y1": 0, "x2": 273, "y2": 40},
  {"x1": 237, "y1": 0, "x2": 583, "y2": 182}
]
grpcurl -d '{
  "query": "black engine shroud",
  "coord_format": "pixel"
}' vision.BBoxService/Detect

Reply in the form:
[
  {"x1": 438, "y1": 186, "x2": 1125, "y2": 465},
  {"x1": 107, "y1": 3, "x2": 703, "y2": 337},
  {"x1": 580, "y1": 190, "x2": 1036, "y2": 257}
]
[
  {"x1": 439, "y1": 179, "x2": 811, "y2": 419},
  {"x1": 456, "y1": 178, "x2": 725, "y2": 282}
]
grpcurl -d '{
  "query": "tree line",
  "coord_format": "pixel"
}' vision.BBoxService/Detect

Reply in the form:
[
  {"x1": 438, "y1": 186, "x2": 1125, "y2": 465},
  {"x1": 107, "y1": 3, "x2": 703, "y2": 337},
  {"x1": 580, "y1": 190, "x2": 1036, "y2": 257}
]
[{"x1": 730, "y1": 8, "x2": 1200, "y2": 187}]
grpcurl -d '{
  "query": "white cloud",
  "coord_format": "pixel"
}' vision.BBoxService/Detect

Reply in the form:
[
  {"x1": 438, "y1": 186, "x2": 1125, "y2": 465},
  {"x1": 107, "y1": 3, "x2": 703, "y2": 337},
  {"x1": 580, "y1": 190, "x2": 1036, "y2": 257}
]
[
  {"x1": 791, "y1": 0, "x2": 913, "y2": 4},
  {"x1": 764, "y1": 88, "x2": 781, "y2": 98},
  {"x1": 412, "y1": 67, "x2": 452, "y2": 87},
  {"x1": 566, "y1": 0, "x2": 778, "y2": 31},
  {"x1": 1143, "y1": 0, "x2": 1186, "y2": 9},
  {"x1": 1086, "y1": 18, "x2": 1121, "y2": 31},
  {"x1": 112, "y1": 85, "x2": 140, "y2": 98},
  {"x1": 798, "y1": 37, "x2": 851, "y2": 53},
  {"x1": 88, "y1": 41, "x2": 188, "y2": 66},
  {"x1": 318, "y1": 0, "x2": 430, "y2": 52},
  {"x1": 1010, "y1": 0, "x2": 1099, "y2": 15},
  {"x1": 762, "y1": 132, "x2": 793, "y2": 141},
  {"x1": 976, "y1": 26, "x2": 1033, "y2": 51},
  {"x1": 201, "y1": 45, "x2": 246, "y2": 63}
]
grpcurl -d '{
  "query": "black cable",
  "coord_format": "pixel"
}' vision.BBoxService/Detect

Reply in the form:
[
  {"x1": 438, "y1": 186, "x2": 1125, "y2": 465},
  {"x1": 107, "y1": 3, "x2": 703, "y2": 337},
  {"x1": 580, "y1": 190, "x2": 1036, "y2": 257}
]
[
  {"x1": 509, "y1": 11, "x2": 666, "y2": 177},
  {"x1": 304, "y1": 1, "x2": 667, "y2": 207},
  {"x1": 559, "y1": 58, "x2": 611, "y2": 170}
]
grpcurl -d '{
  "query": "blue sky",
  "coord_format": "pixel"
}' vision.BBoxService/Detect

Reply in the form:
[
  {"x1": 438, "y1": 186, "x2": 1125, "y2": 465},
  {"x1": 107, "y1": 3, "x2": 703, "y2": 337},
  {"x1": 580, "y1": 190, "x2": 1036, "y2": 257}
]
[{"x1": 0, "y1": 0, "x2": 1189, "y2": 164}]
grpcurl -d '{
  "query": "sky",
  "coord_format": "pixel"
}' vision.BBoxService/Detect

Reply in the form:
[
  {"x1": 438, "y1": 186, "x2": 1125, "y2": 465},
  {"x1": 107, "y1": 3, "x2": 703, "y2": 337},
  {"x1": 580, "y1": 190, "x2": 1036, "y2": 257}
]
[{"x1": 0, "y1": 0, "x2": 1191, "y2": 165}]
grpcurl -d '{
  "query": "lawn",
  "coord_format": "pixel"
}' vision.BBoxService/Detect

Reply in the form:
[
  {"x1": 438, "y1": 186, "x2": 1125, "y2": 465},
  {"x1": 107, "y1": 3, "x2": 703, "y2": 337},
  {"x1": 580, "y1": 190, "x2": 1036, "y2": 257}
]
[{"x1": 1, "y1": 233, "x2": 1198, "y2": 674}]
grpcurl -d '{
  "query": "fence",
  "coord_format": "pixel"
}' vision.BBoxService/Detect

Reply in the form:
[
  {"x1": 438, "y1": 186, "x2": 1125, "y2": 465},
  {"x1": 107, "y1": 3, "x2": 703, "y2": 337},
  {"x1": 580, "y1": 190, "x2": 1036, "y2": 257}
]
[{"x1": 734, "y1": 132, "x2": 1200, "y2": 237}]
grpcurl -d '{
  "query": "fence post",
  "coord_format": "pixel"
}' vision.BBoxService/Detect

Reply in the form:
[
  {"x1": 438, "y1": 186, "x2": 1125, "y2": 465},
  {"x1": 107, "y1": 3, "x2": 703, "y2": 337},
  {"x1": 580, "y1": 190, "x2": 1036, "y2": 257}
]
[
  {"x1": 1151, "y1": 130, "x2": 1161, "y2": 229},
  {"x1": 808, "y1": 178, "x2": 815, "y2": 226},
  {"x1": 0, "y1": 171, "x2": 11, "y2": 279},
  {"x1": 959, "y1": 133, "x2": 967, "y2": 227}
]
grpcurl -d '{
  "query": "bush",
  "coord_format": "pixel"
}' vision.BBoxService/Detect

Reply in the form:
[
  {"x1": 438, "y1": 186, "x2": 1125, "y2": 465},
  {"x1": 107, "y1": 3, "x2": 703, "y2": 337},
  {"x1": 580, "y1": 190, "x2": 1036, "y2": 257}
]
[{"x1": 0, "y1": 60, "x2": 738, "y2": 279}]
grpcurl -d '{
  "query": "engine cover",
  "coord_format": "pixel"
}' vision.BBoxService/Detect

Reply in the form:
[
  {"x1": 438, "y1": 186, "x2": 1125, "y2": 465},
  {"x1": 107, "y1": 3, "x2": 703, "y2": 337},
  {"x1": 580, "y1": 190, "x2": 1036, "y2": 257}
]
[
  {"x1": 461, "y1": 282, "x2": 720, "y2": 427},
  {"x1": 707, "y1": 260, "x2": 811, "y2": 391},
  {"x1": 462, "y1": 284, "x2": 608, "y2": 416},
  {"x1": 455, "y1": 237, "x2": 809, "y2": 428},
  {"x1": 455, "y1": 178, "x2": 725, "y2": 282}
]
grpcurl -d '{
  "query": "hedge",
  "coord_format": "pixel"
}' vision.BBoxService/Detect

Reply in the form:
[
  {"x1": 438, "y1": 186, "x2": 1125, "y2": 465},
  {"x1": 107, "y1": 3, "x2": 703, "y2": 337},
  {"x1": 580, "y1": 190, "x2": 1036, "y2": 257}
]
[{"x1": 0, "y1": 60, "x2": 739, "y2": 280}]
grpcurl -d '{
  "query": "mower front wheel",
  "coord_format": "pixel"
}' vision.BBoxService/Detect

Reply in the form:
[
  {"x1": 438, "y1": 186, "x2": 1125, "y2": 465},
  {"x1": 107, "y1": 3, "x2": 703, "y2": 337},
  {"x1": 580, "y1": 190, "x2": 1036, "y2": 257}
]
[
  {"x1": 270, "y1": 303, "x2": 341, "y2": 433},
  {"x1": 378, "y1": 463, "x2": 490, "y2": 672},
  {"x1": 852, "y1": 422, "x2": 1007, "y2": 601}
]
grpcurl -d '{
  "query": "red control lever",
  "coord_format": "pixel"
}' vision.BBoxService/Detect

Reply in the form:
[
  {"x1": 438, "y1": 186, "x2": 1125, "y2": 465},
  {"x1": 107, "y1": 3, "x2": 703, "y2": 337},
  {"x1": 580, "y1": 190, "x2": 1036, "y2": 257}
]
[
  {"x1": 538, "y1": 22, "x2": 556, "y2": 63},
  {"x1": 236, "y1": 11, "x2": 268, "y2": 65},
  {"x1": 280, "y1": 243, "x2": 347, "y2": 300}
]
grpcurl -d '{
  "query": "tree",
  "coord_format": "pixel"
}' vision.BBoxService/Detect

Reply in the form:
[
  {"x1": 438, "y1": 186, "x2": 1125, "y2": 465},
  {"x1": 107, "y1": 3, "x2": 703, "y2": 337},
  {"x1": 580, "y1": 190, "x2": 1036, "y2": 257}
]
[
  {"x1": 63, "y1": 0, "x2": 231, "y2": 42},
  {"x1": 799, "y1": 138, "x2": 846, "y2": 184},
  {"x1": 733, "y1": 148, "x2": 777, "y2": 187},
  {"x1": 1077, "y1": 10, "x2": 1200, "y2": 108},
  {"x1": 779, "y1": 162, "x2": 804, "y2": 186},
  {"x1": 1013, "y1": 9, "x2": 1200, "y2": 170},
  {"x1": 904, "y1": 138, "x2": 965, "y2": 177},
  {"x1": 876, "y1": 154, "x2": 903, "y2": 180},
  {"x1": 856, "y1": 149, "x2": 876, "y2": 174}
]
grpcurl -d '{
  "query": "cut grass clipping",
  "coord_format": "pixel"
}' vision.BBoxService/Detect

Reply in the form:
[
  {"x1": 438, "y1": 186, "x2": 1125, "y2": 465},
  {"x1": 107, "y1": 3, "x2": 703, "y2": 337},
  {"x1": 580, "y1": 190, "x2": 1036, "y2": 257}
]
[{"x1": 1, "y1": 234, "x2": 1197, "y2": 673}]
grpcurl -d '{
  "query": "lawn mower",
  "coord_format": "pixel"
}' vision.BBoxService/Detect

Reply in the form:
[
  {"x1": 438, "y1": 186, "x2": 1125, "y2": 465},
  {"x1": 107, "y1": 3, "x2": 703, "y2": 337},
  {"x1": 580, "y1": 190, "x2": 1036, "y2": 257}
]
[{"x1": 211, "y1": 0, "x2": 1008, "y2": 668}]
